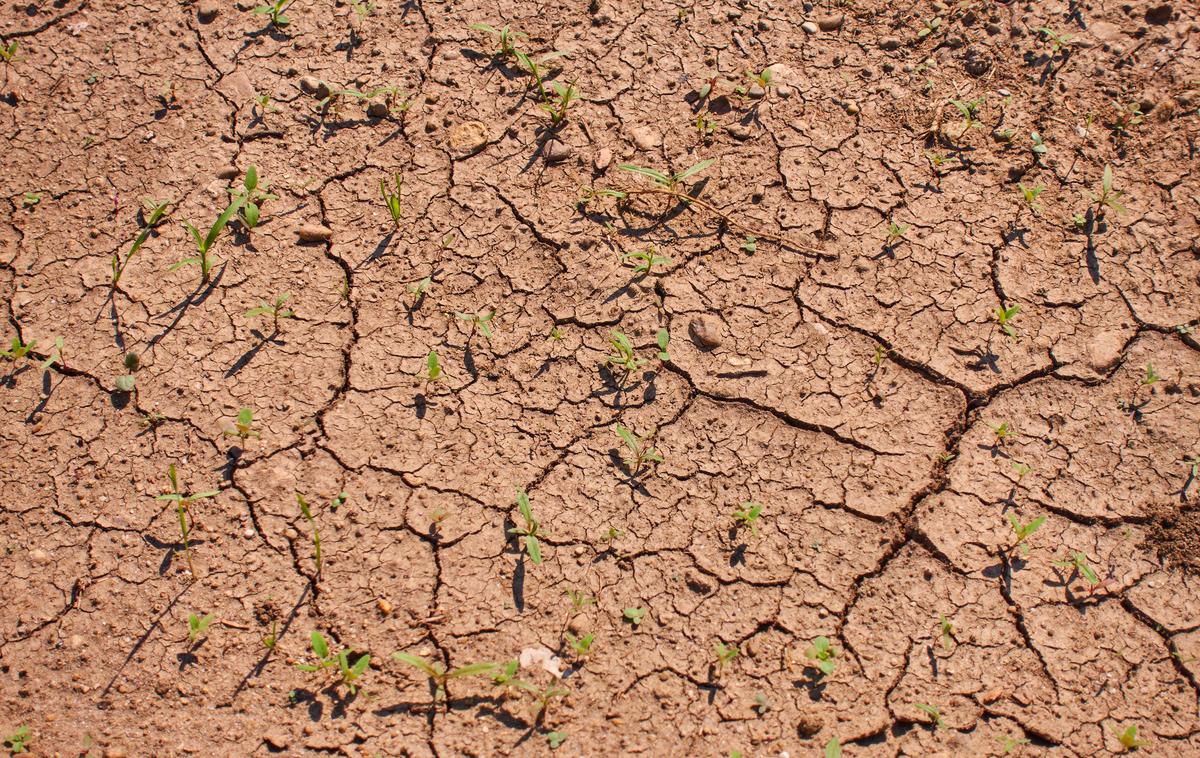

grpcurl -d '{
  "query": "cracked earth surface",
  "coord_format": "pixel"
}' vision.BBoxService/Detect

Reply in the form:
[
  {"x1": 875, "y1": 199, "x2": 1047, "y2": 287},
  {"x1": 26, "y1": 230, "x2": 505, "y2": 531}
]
[{"x1": 2, "y1": 0, "x2": 1199, "y2": 755}]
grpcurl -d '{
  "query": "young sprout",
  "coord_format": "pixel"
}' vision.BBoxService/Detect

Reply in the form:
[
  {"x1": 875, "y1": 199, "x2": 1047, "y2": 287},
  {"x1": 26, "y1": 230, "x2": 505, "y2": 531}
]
[
  {"x1": 245, "y1": 293, "x2": 295, "y2": 333},
  {"x1": 804, "y1": 636, "x2": 838, "y2": 676},
  {"x1": 350, "y1": 0, "x2": 374, "y2": 20},
  {"x1": 511, "y1": 680, "x2": 570, "y2": 722},
  {"x1": 547, "y1": 731, "x2": 568, "y2": 749},
  {"x1": 606, "y1": 331, "x2": 646, "y2": 376},
  {"x1": 224, "y1": 407, "x2": 260, "y2": 441},
  {"x1": 623, "y1": 606, "x2": 646, "y2": 627},
  {"x1": 917, "y1": 17, "x2": 941, "y2": 38},
  {"x1": 297, "y1": 631, "x2": 371, "y2": 694},
  {"x1": 0, "y1": 41, "x2": 19, "y2": 64},
  {"x1": 885, "y1": 220, "x2": 909, "y2": 245},
  {"x1": 656, "y1": 329, "x2": 670, "y2": 362},
  {"x1": 187, "y1": 612, "x2": 215, "y2": 644},
  {"x1": 36, "y1": 337, "x2": 63, "y2": 374},
  {"x1": 1110, "y1": 100, "x2": 1145, "y2": 134},
  {"x1": 1113, "y1": 725, "x2": 1147, "y2": 751},
  {"x1": 1011, "y1": 461, "x2": 1031, "y2": 482},
  {"x1": 1030, "y1": 132, "x2": 1048, "y2": 163},
  {"x1": 991, "y1": 421, "x2": 1014, "y2": 445},
  {"x1": 406, "y1": 276, "x2": 432, "y2": 306},
  {"x1": 539, "y1": 80, "x2": 579, "y2": 127},
  {"x1": 508, "y1": 487, "x2": 545, "y2": 564},
  {"x1": 621, "y1": 246, "x2": 671, "y2": 276},
  {"x1": 618, "y1": 158, "x2": 716, "y2": 194},
  {"x1": 566, "y1": 588, "x2": 595, "y2": 612},
  {"x1": 115, "y1": 352, "x2": 140, "y2": 392},
  {"x1": 21, "y1": 191, "x2": 40, "y2": 208},
  {"x1": 296, "y1": 493, "x2": 322, "y2": 578},
  {"x1": 2, "y1": 726, "x2": 30, "y2": 754},
  {"x1": 1037, "y1": 26, "x2": 1071, "y2": 53},
  {"x1": 565, "y1": 632, "x2": 594, "y2": 658},
  {"x1": 1017, "y1": 183, "x2": 1044, "y2": 214},
  {"x1": 615, "y1": 423, "x2": 663, "y2": 476},
  {"x1": 1142, "y1": 363, "x2": 1160, "y2": 386},
  {"x1": 469, "y1": 22, "x2": 527, "y2": 58},
  {"x1": 1053, "y1": 551, "x2": 1100, "y2": 586},
  {"x1": 739, "y1": 235, "x2": 756, "y2": 253},
  {"x1": 454, "y1": 309, "x2": 496, "y2": 341},
  {"x1": 155, "y1": 464, "x2": 219, "y2": 576},
  {"x1": 262, "y1": 620, "x2": 279, "y2": 650},
  {"x1": 997, "y1": 735, "x2": 1031, "y2": 753},
  {"x1": 380, "y1": 174, "x2": 403, "y2": 227},
  {"x1": 228, "y1": 166, "x2": 276, "y2": 232},
  {"x1": 0, "y1": 335, "x2": 35, "y2": 362},
  {"x1": 996, "y1": 303, "x2": 1020, "y2": 339},
  {"x1": 1088, "y1": 165, "x2": 1127, "y2": 218},
  {"x1": 174, "y1": 196, "x2": 244, "y2": 284},
  {"x1": 112, "y1": 198, "x2": 171, "y2": 286},
  {"x1": 732, "y1": 502, "x2": 764, "y2": 535},
  {"x1": 949, "y1": 97, "x2": 984, "y2": 138},
  {"x1": 391, "y1": 651, "x2": 497, "y2": 699},
  {"x1": 825, "y1": 737, "x2": 842, "y2": 758},
  {"x1": 712, "y1": 641, "x2": 739, "y2": 676},
  {"x1": 938, "y1": 614, "x2": 955, "y2": 650},
  {"x1": 252, "y1": 0, "x2": 292, "y2": 27},
  {"x1": 914, "y1": 703, "x2": 945, "y2": 729},
  {"x1": 423, "y1": 350, "x2": 443, "y2": 383},
  {"x1": 1007, "y1": 513, "x2": 1046, "y2": 556}
]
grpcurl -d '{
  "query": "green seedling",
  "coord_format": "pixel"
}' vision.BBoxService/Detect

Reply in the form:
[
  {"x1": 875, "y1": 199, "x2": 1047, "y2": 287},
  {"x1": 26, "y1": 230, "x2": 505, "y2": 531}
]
[
  {"x1": 996, "y1": 303, "x2": 1020, "y2": 339},
  {"x1": 938, "y1": 614, "x2": 955, "y2": 649},
  {"x1": 1088, "y1": 165, "x2": 1127, "y2": 217},
  {"x1": 407, "y1": 276, "x2": 432, "y2": 305},
  {"x1": 547, "y1": 731, "x2": 567, "y2": 749},
  {"x1": 350, "y1": 0, "x2": 374, "y2": 20},
  {"x1": 1030, "y1": 131, "x2": 1048, "y2": 162},
  {"x1": 228, "y1": 166, "x2": 276, "y2": 232},
  {"x1": 826, "y1": 737, "x2": 842, "y2": 758},
  {"x1": 656, "y1": 329, "x2": 670, "y2": 362},
  {"x1": 297, "y1": 493, "x2": 322, "y2": 577},
  {"x1": 115, "y1": 352, "x2": 139, "y2": 392},
  {"x1": 297, "y1": 630, "x2": 371, "y2": 693},
  {"x1": 245, "y1": 293, "x2": 295, "y2": 333},
  {"x1": 1007, "y1": 513, "x2": 1046, "y2": 555},
  {"x1": 511, "y1": 680, "x2": 570, "y2": 721},
  {"x1": 606, "y1": 331, "x2": 646, "y2": 376},
  {"x1": 917, "y1": 17, "x2": 941, "y2": 38},
  {"x1": 565, "y1": 632, "x2": 594, "y2": 658},
  {"x1": 1185, "y1": 454, "x2": 1200, "y2": 482},
  {"x1": 380, "y1": 174, "x2": 403, "y2": 227},
  {"x1": 155, "y1": 464, "x2": 219, "y2": 577},
  {"x1": 615, "y1": 423, "x2": 663, "y2": 476},
  {"x1": 0, "y1": 335, "x2": 34, "y2": 362},
  {"x1": 112, "y1": 198, "x2": 171, "y2": 285},
  {"x1": 1142, "y1": 363, "x2": 1160, "y2": 385},
  {"x1": 224, "y1": 407, "x2": 260, "y2": 441},
  {"x1": 753, "y1": 692, "x2": 772, "y2": 715},
  {"x1": 1018, "y1": 183, "x2": 1044, "y2": 214},
  {"x1": 1113, "y1": 724, "x2": 1147, "y2": 751},
  {"x1": 508, "y1": 487, "x2": 544, "y2": 564},
  {"x1": 423, "y1": 350, "x2": 443, "y2": 383},
  {"x1": 1011, "y1": 461, "x2": 1031, "y2": 481},
  {"x1": 1037, "y1": 26, "x2": 1071, "y2": 53},
  {"x1": 391, "y1": 651, "x2": 497, "y2": 699},
  {"x1": 914, "y1": 702, "x2": 945, "y2": 729},
  {"x1": 566, "y1": 588, "x2": 595, "y2": 611},
  {"x1": 804, "y1": 636, "x2": 838, "y2": 676},
  {"x1": 623, "y1": 606, "x2": 646, "y2": 626},
  {"x1": 949, "y1": 97, "x2": 984, "y2": 137},
  {"x1": 469, "y1": 23, "x2": 527, "y2": 58},
  {"x1": 622, "y1": 246, "x2": 671, "y2": 276},
  {"x1": 732, "y1": 502, "x2": 764, "y2": 535},
  {"x1": 696, "y1": 113, "x2": 717, "y2": 138},
  {"x1": 885, "y1": 220, "x2": 909, "y2": 245},
  {"x1": 252, "y1": 0, "x2": 292, "y2": 27},
  {"x1": 34, "y1": 336, "x2": 63, "y2": 373},
  {"x1": 0, "y1": 41, "x2": 19, "y2": 63},
  {"x1": 330, "y1": 491, "x2": 348, "y2": 511},
  {"x1": 619, "y1": 158, "x2": 715, "y2": 193},
  {"x1": 454, "y1": 309, "x2": 496, "y2": 341},
  {"x1": 1072, "y1": 212, "x2": 1087, "y2": 230},
  {"x1": 512, "y1": 49, "x2": 567, "y2": 98},
  {"x1": 187, "y1": 612, "x2": 215, "y2": 644},
  {"x1": 1111, "y1": 100, "x2": 1144, "y2": 134},
  {"x1": 740, "y1": 235, "x2": 756, "y2": 253},
  {"x1": 991, "y1": 421, "x2": 1014, "y2": 444},
  {"x1": 998, "y1": 735, "x2": 1031, "y2": 753},
  {"x1": 539, "y1": 80, "x2": 579, "y2": 127},
  {"x1": 1054, "y1": 551, "x2": 1100, "y2": 586},
  {"x1": 21, "y1": 191, "x2": 40, "y2": 208},
  {"x1": 3, "y1": 726, "x2": 30, "y2": 754},
  {"x1": 175, "y1": 196, "x2": 244, "y2": 284},
  {"x1": 262, "y1": 620, "x2": 278, "y2": 650},
  {"x1": 253, "y1": 91, "x2": 278, "y2": 117},
  {"x1": 713, "y1": 641, "x2": 738, "y2": 676},
  {"x1": 490, "y1": 659, "x2": 520, "y2": 687}
]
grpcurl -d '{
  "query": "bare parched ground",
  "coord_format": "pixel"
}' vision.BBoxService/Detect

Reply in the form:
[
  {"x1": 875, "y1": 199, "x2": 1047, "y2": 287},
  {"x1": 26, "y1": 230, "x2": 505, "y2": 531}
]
[{"x1": 2, "y1": 0, "x2": 1200, "y2": 755}]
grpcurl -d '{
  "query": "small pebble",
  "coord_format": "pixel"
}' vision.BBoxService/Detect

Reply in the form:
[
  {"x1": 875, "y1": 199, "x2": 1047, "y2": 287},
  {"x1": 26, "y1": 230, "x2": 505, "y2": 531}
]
[
  {"x1": 543, "y1": 139, "x2": 573, "y2": 163},
  {"x1": 366, "y1": 101, "x2": 389, "y2": 118},
  {"x1": 689, "y1": 315, "x2": 722, "y2": 348},
  {"x1": 196, "y1": 0, "x2": 219, "y2": 22},
  {"x1": 216, "y1": 165, "x2": 239, "y2": 180},
  {"x1": 817, "y1": 14, "x2": 844, "y2": 31},
  {"x1": 298, "y1": 76, "x2": 321, "y2": 95},
  {"x1": 594, "y1": 147, "x2": 613, "y2": 170},
  {"x1": 801, "y1": 21, "x2": 818, "y2": 34},
  {"x1": 297, "y1": 224, "x2": 333, "y2": 242}
]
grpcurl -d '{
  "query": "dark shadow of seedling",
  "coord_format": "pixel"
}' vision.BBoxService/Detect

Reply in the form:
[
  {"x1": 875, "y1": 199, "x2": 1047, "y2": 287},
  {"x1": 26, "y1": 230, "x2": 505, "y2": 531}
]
[
  {"x1": 605, "y1": 449, "x2": 652, "y2": 497},
  {"x1": 226, "y1": 328, "x2": 285, "y2": 378},
  {"x1": 793, "y1": 673, "x2": 828, "y2": 701},
  {"x1": 99, "y1": 582, "x2": 191, "y2": 700},
  {"x1": 285, "y1": 688, "x2": 323, "y2": 721},
  {"x1": 729, "y1": 543, "x2": 748, "y2": 567},
  {"x1": 145, "y1": 534, "x2": 209, "y2": 576},
  {"x1": 357, "y1": 231, "x2": 395, "y2": 270},
  {"x1": 413, "y1": 393, "x2": 428, "y2": 420},
  {"x1": 177, "y1": 637, "x2": 206, "y2": 671},
  {"x1": 146, "y1": 265, "x2": 226, "y2": 349}
]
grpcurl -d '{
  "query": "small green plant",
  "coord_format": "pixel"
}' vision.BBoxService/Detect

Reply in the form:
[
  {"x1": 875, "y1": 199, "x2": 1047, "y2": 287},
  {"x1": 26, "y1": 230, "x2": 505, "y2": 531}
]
[
  {"x1": 938, "y1": 614, "x2": 955, "y2": 649},
  {"x1": 187, "y1": 612, "x2": 215, "y2": 644},
  {"x1": 1111, "y1": 100, "x2": 1145, "y2": 134},
  {"x1": 732, "y1": 502, "x2": 763, "y2": 535},
  {"x1": 991, "y1": 421, "x2": 1014, "y2": 445},
  {"x1": 454, "y1": 309, "x2": 496, "y2": 341},
  {"x1": 623, "y1": 606, "x2": 646, "y2": 626},
  {"x1": 155, "y1": 464, "x2": 219, "y2": 577},
  {"x1": 469, "y1": 22, "x2": 527, "y2": 58},
  {"x1": 511, "y1": 680, "x2": 570, "y2": 721},
  {"x1": 915, "y1": 703, "x2": 945, "y2": 729},
  {"x1": 297, "y1": 631, "x2": 371, "y2": 693},
  {"x1": 1142, "y1": 362, "x2": 1161, "y2": 386},
  {"x1": 423, "y1": 350, "x2": 443, "y2": 383},
  {"x1": 350, "y1": 0, "x2": 374, "y2": 20},
  {"x1": 546, "y1": 731, "x2": 568, "y2": 749},
  {"x1": 509, "y1": 487, "x2": 544, "y2": 564},
  {"x1": 996, "y1": 303, "x2": 1020, "y2": 339},
  {"x1": 1011, "y1": 461, "x2": 1031, "y2": 482},
  {"x1": 252, "y1": 0, "x2": 292, "y2": 27},
  {"x1": 1007, "y1": 513, "x2": 1047, "y2": 555},
  {"x1": 1018, "y1": 183, "x2": 1044, "y2": 214},
  {"x1": 618, "y1": 158, "x2": 716, "y2": 194},
  {"x1": 885, "y1": 220, "x2": 909, "y2": 245},
  {"x1": 175, "y1": 196, "x2": 244, "y2": 284},
  {"x1": 566, "y1": 588, "x2": 595, "y2": 611},
  {"x1": 21, "y1": 191, "x2": 40, "y2": 208},
  {"x1": 1088, "y1": 165, "x2": 1127, "y2": 218},
  {"x1": 262, "y1": 620, "x2": 279, "y2": 650},
  {"x1": 998, "y1": 735, "x2": 1031, "y2": 753},
  {"x1": 712, "y1": 641, "x2": 738, "y2": 676},
  {"x1": 380, "y1": 174, "x2": 403, "y2": 227},
  {"x1": 245, "y1": 293, "x2": 295, "y2": 333},
  {"x1": 3, "y1": 726, "x2": 30, "y2": 754},
  {"x1": 1054, "y1": 551, "x2": 1100, "y2": 586},
  {"x1": 228, "y1": 165, "x2": 276, "y2": 232},
  {"x1": 539, "y1": 80, "x2": 579, "y2": 127},
  {"x1": 511, "y1": 48, "x2": 567, "y2": 98},
  {"x1": 296, "y1": 493, "x2": 322, "y2": 577},
  {"x1": 34, "y1": 336, "x2": 63, "y2": 374},
  {"x1": 656, "y1": 329, "x2": 670, "y2": 362},
  {"x1": 392, "y1": 651, "x2": 497, "y2": 698},
  {"x1": 949, "y1": 97, "x2": 984, "y2": 137},
  {"x1": 622, "y1": 246, "x2": 671, "y2": 276},
  {"x1": 606, "y1": 331, "x2": 646, "y2": 376},
  {"x1": 112, "y1": 198, "x2": 171, "y2": 285},
  {"x1": 804, "y1": 636, "x2": 838, "y2": 676},
  {"x1": 1030, "y1": 131, "x2": 1048, "y2": 163},
  {"x1": 0, "y1": 41, "x2": 19, "y2": 64},
  {"x1": 0, "y1": 335, "x2": 34, "y2": 362},
  {"x1": 565, "y1": 632, "x2": 594, "y2": 658},
  {"x1": 1113, "y1": 724, "x2": 1147, "y2": 751},
  {"x1": 406, "y1": 275, "x2": 432, "y2": 305},
  {"x1": 115, "y1": 352, "x2": 139, "y2": 392},
  {"x1": 224, "y1": 407, "x2": 260, "y2": 441},
  {"x1": 917, "y1": 17, "x2": 941, "y2": 38},
  {"x1": 739, "y1": 235, "x2": 756, "y2": 253},
  {"x1": 1037, "y1": 26, "x2": 1071, "y2": 53},
  {"x1": 615, "y1": 423, "x2": 663, "y2": 476}
]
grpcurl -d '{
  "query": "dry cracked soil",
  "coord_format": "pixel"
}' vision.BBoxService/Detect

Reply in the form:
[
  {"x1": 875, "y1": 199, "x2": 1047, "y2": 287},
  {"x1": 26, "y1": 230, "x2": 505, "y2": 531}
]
[{"x1": 2, "y1": 0, "x2": 1200, "y2": 756}]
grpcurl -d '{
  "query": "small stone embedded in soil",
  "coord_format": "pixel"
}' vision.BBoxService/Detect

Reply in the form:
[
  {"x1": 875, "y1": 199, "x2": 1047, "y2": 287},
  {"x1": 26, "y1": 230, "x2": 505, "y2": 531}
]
[
  {"x1": 297, "y1": 224, "x2": 333, "y2": 242},
  {"x1": 1145, "y1": 3, "x2": 1173, "y2": 24},
  {"x1": 594, "y1": 147, "x2": 613, "y2": 170},
  {"x1": 688, "y1": 315, "x2": 722, "y2": 348},
  {"x1": 216, "y1": 166, "x2": 239, "y2": 180},
  {"x1": 448, "y1": 120, "x2": 488, "y2": 153},
  {"x1": 801, "y1": 21, "x2": 819, "y2": 34},
  {"x1": 262, "y1": 731, "x2": 289, "y2": 750},
  {"x1": 543, "y1": 139, "x2": 573, "y2": 163},
  {"x1": 817, "y1": 14, "x2": 844, "y2": 31},
  {"x1": 630, "y1": 126, "x2": 661, "y2": 151},
  {"x1": 299, "y1": 76, "x2": 321, "y2": 95},
  {"x1": 377, "y1": 598, "x2": 394, "y2": 615},
  {"x1": 879, "y1": 36, "x2": 902, "y2": 50},
  {"x1": 196, "y1": 0, "x2": 219, "y2": 22},
  {"x1": 366, "y1": 101, "x2": 389, "y2": 118}
]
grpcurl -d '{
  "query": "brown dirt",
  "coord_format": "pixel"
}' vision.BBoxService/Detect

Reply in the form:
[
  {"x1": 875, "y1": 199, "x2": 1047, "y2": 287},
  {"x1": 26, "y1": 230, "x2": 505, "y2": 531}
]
[{"x1": 2, "y1": 0, "x2": 1199, "y2": 755}]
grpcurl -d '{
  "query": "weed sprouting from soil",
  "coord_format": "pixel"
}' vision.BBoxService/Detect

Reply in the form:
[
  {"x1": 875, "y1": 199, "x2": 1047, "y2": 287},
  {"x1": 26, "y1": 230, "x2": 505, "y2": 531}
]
[
  {"x1": 732, "y1": 502, "x2": 763, "y2": 535},
  {"x1": 3, "y1": 725, "x2": 30, "y2": 754},
  {"x1": 155, "y1": 464, "x2": 218, "y2": 577},
  {"x1": 454, "y1": 309, "x2": 496, "y2": 342},
  {"x1": 298, "y1": 631, "x2": 371, "y2": 694},
  {"x1": 224, "y1": 407, "x2": 260, "y2": 441},
  {"x1": 1053, "y1": 551, "x2": 1100, "y2": 586},
  {"x1": 615, "y1": 423, "x2": 663, "y2": 478},
  {"x1": 914, "y1": 702, "x2": 945, "y2": 729},
  {"x1": 509, "y1": 487, "x2": 545, "y2": 564},
  {"x1": 252, "y1": 0, "x2": 292, "y2": 28},
  {"x1": 804, "y1": 636, "x2": 838, "y2": 676},
  {"x1": 1007, "y1": 513, "x2": 1046, "y2": 556},
  {"x1": 622, "y1": 246, "x2": 671, "y2": 276},
  {"x1": 391, "y1": 651, "x2": 497, "y2": 700},
  {"x1": 1112, "y1": 724, "x2": 1147, "y2": 751},
  {"x1": 296, "y1": 493, "x2": 322, "y2": 578},
  {"x1": 175, "y1": 196, "x2": 243, "y2": 284},
  {"x1": 380, "y1": 173, "x2": 403, "y2": 227},
  {"x1": 111, "y1": 198, "x2": 171, "y2": 286},
  {"x1": 245, "y1": 293, "x2": 295, "y2": 333},
  {"x1": 228, "y1": 166, "x2": 276, "y2": 233},
  {"x1": 712, "y1": 641, "x2": 738, "y2": 678},
  {"x1": 187, "y1": 612, "x2": 215, "y2": 644}
]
